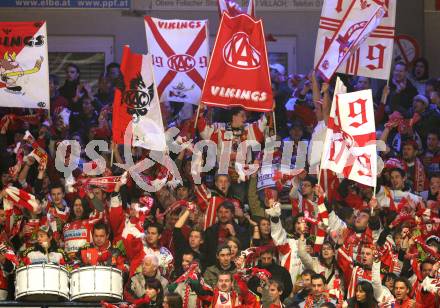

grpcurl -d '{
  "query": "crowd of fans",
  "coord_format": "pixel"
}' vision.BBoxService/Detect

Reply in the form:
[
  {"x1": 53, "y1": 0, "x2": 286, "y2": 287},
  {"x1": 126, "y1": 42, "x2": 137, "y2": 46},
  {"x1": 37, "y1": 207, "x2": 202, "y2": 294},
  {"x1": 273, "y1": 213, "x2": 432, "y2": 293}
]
[{"x1": 0, "y1": 57, "x2": 439, "y2": 308}]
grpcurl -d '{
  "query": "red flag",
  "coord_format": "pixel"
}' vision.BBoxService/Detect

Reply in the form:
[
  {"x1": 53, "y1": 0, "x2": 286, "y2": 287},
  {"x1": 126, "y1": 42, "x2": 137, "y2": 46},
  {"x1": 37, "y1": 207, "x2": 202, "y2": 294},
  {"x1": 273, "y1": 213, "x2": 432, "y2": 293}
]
[{"x1": 201, "y1": 13, "x2": 273, "y2": 112}]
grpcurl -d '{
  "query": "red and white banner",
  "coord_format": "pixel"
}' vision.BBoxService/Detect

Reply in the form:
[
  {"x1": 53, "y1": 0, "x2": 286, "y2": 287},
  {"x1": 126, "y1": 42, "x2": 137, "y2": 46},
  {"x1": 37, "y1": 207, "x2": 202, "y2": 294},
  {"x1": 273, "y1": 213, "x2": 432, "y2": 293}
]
[
  {"x1": 314, "y1": 0, "x2": 395, "y2": 81},
  {"x1": 0, "y1": 21, "x2": 49, "y2": 109},
  {"x1": 321, "y1": 78, "x2": 377, "y2": 187},
  {"x1": 112, "y1": 46, "x2": 166, "y2": 151},
  {"x1": 201, "y1": 13, "x2": 273, "y2": 112},
  {"x1": 217, "y1": 0, "x2": 255, "y2": 17},
  {"x1": 144, "y1": 17, "x2": 209, "y2": 105}
]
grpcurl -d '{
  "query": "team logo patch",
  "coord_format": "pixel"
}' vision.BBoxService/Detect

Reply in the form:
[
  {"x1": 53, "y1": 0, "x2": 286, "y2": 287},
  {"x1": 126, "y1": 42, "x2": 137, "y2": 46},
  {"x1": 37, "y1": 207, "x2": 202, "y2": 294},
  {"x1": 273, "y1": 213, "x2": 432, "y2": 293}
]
[
  {"x1": 223, "y1": 32, "x2": 261, "y2": 70},
  {"x1": 167, "y1": 54, "x2": 196, "y2": 72},
  {"x1": 122, "y1": 73, "x2": 154, "y2": 121}
]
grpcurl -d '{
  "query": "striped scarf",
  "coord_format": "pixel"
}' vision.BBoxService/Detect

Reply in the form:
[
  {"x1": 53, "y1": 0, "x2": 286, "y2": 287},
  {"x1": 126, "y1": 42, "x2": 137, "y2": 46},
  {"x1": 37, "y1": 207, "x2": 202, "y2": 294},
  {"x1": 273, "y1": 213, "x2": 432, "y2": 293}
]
[{"x1": 3, "y1": 186, "x2": 40, "y2": 213}]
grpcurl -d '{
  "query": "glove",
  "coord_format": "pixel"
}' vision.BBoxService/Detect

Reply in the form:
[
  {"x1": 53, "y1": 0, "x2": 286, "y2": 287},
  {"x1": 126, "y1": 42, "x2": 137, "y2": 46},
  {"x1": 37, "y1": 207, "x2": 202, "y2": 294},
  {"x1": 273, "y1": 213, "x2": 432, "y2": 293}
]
[{"x1": 265, "y1": 202, "x2": 281, "y2": 217}]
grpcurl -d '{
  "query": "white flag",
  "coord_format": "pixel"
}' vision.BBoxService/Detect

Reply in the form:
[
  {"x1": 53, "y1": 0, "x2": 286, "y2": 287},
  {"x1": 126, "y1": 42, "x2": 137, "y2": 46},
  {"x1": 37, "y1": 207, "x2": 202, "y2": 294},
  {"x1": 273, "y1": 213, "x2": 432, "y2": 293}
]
[
  {"x1": 314, "y1": 0, "x2": 394, "y2": 81},
  {"x1": 321, "y1": 81, "x2": 377, "y2": 187},
  {"x1": 0, "y1": 21, "x2": 49, "y2": 109},
  {"x1": 144, "y1": 17, "x2": 209, "y2": 105},
  {"x1": 112, "y1": 46, "x2": 166, "y2": 151}
]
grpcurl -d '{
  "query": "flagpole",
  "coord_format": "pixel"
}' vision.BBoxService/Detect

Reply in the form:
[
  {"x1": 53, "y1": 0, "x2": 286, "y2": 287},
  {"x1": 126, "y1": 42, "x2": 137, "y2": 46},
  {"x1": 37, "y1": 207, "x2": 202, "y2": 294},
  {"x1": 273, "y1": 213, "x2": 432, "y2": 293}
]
[
  {"x1": 272, "y1": 110, "x2": 277, "y2": 136},
  {"x1": 110, "y1": 148, "x2": 114, "y2": 167},
  {"x1": 194, "y1": 102, "x2": 202, "y2": 131}
]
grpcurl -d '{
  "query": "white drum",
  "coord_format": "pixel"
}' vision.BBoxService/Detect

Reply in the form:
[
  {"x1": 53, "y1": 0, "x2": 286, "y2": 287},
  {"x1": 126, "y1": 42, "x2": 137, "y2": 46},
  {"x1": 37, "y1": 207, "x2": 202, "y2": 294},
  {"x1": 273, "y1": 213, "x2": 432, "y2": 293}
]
[
  {"x1": 70, "y1": 266, "x2": 123, "y2": 302},
  {"x1": 15, "y1": 264, "x2": 69, "y2": 301}
]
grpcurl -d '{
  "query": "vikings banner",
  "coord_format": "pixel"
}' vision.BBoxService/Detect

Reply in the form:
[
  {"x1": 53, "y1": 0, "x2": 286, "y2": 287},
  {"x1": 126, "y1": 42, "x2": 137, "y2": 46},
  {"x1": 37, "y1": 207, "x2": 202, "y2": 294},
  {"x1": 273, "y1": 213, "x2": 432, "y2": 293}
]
[
  {"x1": 144, "y1": 17, "x2": 209, "y2": 105},
  {"x1": 201, "y1": 13, "x2": 273, "y2": 112},
  {"x1": 0, "y1": 21, "x2": 49, "y2": 109},
  {"x1": 314, "y1": 0, "x2": 395, "y2": 81},
  {"x1": 217, "y1": 0, "x2": 256, "y2": 17},
  {"x1": 112, "y1": 46, "x2": 166, "y2": 151},
  {"x1": 321, "y1": 79, "x2": 377, "y2": 187}
]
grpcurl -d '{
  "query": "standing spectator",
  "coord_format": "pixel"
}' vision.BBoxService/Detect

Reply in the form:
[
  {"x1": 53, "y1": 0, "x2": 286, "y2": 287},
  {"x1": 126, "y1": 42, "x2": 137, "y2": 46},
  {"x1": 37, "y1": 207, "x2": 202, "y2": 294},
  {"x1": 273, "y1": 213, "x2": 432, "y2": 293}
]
[
  {"x1": 420, "y1": 173, "x2": 439, "y2": 202},
  {"x1": 412, "y1": 95, "x2": 440, "y2": 144},
  {"x1": 387, "y1": 62, "x2": 418, "y2": 115},
  {"x1": 49, "y1": 74, "x2": 69, "y2": 116},
  {"x1": 422, "y1": 132, "x2": 440, "y2": 176},
  {"x1": 393, "y1": 277, "x2": 416, "y2": 308},
  {"x1": 266, "y1": 200, "x2": 305, "y2": 285},
  {"x1": 266, "y1": 279, "x2": 285, "y2": 308},
  {"x1": 298, "y1": 236, "x2": 344, "y2": 300},
  {"x1": 203, "y1": 201, "x2": 250, "y2": 267},
  {"x1": 298, "y1": 274, "x2": 335, "y2": 307},
  {"x1": 401, "y1": 141, "x2": 427, "y2": 193},
  {"x1": 173, "y1": 207, "x2": 205, "y2": 271},
  {"x1": 59, "y1": 63, "x2": 81, "y2": 103},
  {"x1": 203, "y1": 244, "x2": 236, "y2": 288},
  {"x1": 409, "y1": 57, "x2": 430, "y2": 95},
  {"x1": 270, "y1": 63, "x2": 290, "y2": 136},
  {"x1": 343, "y1": 281, "x2": 378, "y2": 308},
  {"x1": 248, "y1": 248, "x2": 293, "y2": 304}
]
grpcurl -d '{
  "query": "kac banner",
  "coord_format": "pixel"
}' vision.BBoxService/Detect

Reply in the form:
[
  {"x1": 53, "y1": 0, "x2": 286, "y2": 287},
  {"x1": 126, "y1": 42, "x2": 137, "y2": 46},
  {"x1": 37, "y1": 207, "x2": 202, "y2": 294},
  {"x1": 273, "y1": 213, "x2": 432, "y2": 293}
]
[
  {"x1": 144, "y1": 17, "x2": 209, "y2": 105},
  {"x1": 321, "y1": 78, "x2": 377, "y2": 187},
  {"x1": 201, "y1": 13, "x2": 273, "y2": 112},
  {"x1": 112, "y1": 46, "x2": 166, "y2": 151},
  {"x1": 0, "y1": 21, "x2": 49, "y2": 109},
  {"x1": 314, "y1": 0, "x2": 395, "y2": 81}
]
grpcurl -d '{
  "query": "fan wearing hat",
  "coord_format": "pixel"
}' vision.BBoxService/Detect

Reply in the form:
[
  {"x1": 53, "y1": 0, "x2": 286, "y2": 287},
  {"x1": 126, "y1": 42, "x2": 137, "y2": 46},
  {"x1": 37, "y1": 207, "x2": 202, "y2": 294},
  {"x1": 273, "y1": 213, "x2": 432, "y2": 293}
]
[{"x1": 21, "y1": 224, "x2": 67, "y2": 265}]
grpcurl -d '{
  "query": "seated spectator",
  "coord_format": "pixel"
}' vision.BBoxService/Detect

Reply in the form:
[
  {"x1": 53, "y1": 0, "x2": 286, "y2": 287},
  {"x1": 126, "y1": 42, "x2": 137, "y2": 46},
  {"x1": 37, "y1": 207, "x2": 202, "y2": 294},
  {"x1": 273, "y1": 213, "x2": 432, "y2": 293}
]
[
  {"x1": 76, "y1": 221, "x2": 125, "y2": 271},
  {"x1": 163, "y1": 292, "x2": 183, "y2": 308},
  {"x1": 127, "y1": 254, "x2": 168, "y2": 293},
  {"x1": 21, "y1": 225, "x2": 67, "y2": 265},
  {"x1": 125, "y1": 276, "x2": 164, "y2": 307}
]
